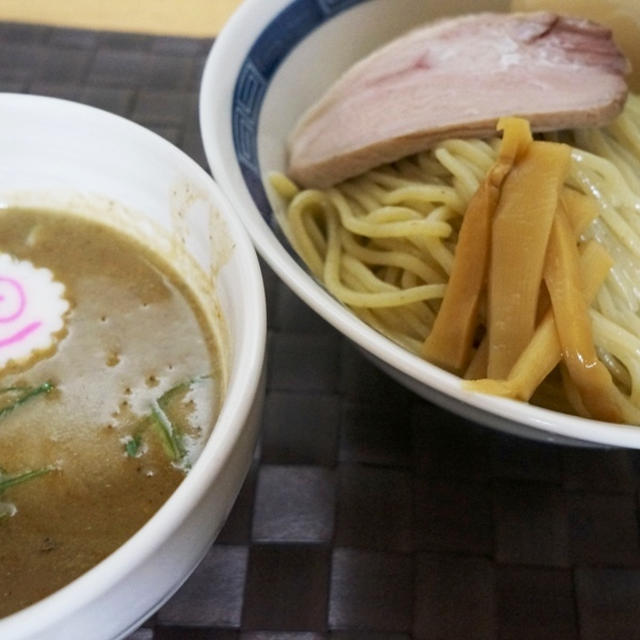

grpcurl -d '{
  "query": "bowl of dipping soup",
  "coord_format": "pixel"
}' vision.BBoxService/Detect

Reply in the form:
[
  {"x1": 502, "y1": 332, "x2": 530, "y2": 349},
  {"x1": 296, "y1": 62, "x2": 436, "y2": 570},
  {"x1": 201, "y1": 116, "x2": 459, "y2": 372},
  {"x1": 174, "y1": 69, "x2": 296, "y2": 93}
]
[{"x1": 0, "y1": 93, "x2": 266, "y2": 640}]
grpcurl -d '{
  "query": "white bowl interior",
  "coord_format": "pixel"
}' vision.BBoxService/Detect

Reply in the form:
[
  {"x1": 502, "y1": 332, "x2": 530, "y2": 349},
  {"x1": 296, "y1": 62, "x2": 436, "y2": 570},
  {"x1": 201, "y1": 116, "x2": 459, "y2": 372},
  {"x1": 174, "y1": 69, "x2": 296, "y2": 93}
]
[
  {"x1": 200, "y1": 0, "x2": 640, "y2": 448},
  {"x1": 0, "y1": 94, "x2": 266, "y2": 639}
]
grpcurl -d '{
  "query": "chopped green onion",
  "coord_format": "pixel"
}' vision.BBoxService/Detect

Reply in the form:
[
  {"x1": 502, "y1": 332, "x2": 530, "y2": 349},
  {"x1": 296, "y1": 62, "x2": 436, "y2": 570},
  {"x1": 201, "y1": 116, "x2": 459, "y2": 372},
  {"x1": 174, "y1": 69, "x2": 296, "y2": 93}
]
[
  {"x1": 149, "y1": 374, "x2": 210, "y2": 466},
  {"x1": 150, "y1": 400, "x2": 187, "y2": 464},
  {"x1": 122, "y1": 375, "x2": 210, "y2": 467},
  {"x1": 157, "y1": 374, "x2": 210, "y2": 409},
  {"x1": 124, "y1": 434, "x2": 143, "y2": 458},
  {"x1": 0, "y1": 382, "x2": 54, "y2": 421},
  {"x1": 0, "y1": 466, "x2": 56, "y2": 495}
]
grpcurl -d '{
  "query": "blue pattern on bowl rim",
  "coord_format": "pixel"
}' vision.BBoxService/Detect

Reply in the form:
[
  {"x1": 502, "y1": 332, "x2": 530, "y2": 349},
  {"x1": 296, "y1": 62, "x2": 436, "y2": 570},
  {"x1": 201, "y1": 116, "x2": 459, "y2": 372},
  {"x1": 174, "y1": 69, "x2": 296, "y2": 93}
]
[{"x1": 231, "y1": 0, "x2": 366, "y2": 224}]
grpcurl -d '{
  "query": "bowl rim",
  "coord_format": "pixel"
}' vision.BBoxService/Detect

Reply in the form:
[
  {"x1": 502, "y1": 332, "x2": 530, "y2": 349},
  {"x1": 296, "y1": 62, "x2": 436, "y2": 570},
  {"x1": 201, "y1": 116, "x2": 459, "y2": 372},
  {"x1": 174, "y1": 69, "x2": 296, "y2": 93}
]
[
  {"x1": 199, "y1": 0, "x2": 640, "y2": 449},
  {"x1": 0, "y1": 93, "x2": 267, "y2": 635}
]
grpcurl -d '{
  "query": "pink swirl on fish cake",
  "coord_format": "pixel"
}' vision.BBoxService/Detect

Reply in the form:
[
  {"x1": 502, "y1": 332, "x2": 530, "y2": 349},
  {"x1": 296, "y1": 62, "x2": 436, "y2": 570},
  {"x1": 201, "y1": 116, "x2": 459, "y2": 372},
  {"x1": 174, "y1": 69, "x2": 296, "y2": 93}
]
[
  {"x1": 0, "y1": 276, "x2": 26, "y2": 322},
  {"x1": 0, "y1": 255, "x2": 69, "y2": 369},
  {"x1": 0, "y1": 277, "x2": 42, "y2": 347}
]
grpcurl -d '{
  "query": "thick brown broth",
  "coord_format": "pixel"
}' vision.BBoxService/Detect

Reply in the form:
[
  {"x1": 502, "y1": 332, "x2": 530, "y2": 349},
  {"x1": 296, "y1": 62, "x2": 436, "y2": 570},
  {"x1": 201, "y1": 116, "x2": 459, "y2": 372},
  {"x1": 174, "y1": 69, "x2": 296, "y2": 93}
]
[{"x1": 0, "y1": 207, "x2": 222, "y2": 617}]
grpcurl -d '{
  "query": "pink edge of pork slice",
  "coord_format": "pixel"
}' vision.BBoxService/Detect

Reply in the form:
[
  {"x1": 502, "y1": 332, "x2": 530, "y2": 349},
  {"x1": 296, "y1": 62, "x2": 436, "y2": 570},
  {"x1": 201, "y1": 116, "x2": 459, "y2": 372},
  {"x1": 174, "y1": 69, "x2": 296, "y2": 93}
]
[{"x1": 287, "y1": 11, "x2": 630, "y2": 189}]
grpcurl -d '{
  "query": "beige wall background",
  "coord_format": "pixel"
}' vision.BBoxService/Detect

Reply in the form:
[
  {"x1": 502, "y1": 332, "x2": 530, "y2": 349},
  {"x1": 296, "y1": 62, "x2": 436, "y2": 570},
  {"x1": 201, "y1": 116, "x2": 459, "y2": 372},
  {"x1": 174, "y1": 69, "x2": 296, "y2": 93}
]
[{"x1": 0, "y1": 0, "x2": 244, "y2": 36}]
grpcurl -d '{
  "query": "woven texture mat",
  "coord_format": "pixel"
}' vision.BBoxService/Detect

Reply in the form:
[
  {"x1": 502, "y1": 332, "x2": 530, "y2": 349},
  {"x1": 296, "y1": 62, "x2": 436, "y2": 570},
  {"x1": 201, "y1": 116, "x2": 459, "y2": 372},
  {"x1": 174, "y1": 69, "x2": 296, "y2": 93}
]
[{"x1": 3, "y1": 21, "x2": 640, "y2": 640}]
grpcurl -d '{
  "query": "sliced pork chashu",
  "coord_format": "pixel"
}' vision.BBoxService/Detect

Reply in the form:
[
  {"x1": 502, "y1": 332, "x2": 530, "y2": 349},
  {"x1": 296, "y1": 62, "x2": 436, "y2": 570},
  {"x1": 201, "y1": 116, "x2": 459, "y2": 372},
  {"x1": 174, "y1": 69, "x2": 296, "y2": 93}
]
[{"x1": 287, "y1": 12, "x2": 629, "y2": 188}]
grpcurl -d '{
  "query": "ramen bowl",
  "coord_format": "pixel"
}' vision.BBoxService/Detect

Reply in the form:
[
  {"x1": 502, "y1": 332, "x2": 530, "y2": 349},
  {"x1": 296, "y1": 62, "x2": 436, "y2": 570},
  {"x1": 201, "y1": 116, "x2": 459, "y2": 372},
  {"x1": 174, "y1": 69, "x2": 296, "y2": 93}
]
[
  {"x1": 199, "y1": 0, "x2": 640, "y2": 448},
  {"x1": 0, "y1": 94, "x2": 266, "y2": 639}
]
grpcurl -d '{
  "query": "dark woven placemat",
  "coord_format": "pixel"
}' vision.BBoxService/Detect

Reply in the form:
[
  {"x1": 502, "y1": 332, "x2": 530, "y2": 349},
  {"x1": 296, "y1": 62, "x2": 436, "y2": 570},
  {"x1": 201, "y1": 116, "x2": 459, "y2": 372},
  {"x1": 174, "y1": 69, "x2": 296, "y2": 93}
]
[{"x1": 2, "y1": 21, "x2": 640, "y2": 640}]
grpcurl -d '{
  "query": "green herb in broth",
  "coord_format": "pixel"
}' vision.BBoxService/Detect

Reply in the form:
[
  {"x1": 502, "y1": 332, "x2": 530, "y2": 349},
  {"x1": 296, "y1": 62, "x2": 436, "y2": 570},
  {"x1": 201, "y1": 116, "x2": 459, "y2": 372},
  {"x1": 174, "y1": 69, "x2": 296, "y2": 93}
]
[
  {"x1": 150, "y1": 400, "x2": 187, "y2": 465},
  {"x1": 158, "y1": 374, "x2": 211, "y2": 405},
  {"x1": 123, "y1": 433, "x2": 144, "y2": 458},
  {"x1": 0, "y1": 466, "x2": 56, "y2": 496},
  {"x1": 0, "y1": 381, "x2": 54, "y2": 420},
  {"x1": 123, "y1": 375, "x2": 211, "y2": 467}
]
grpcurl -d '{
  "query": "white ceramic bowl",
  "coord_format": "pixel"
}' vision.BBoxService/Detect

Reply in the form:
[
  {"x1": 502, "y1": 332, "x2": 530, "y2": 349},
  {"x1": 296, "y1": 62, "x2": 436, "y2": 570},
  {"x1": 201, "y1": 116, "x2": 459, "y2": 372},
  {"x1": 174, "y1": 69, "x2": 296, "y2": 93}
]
[
  {"x1": 0, "y1": 94, "x2": 266, "y2": 639},
  {"x1": 199, "y1": 0, "x2": 640, "y2": 448}
]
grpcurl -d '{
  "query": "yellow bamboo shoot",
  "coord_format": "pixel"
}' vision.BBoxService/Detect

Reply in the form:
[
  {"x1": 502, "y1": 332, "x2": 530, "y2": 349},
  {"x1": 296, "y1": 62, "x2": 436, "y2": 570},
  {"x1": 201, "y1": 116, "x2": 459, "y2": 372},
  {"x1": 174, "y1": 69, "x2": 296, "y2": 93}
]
[
  {"x1": 422, "y1": 117, "x2": 532, "y2": 373},
  {"x1": 486, "y1": 139, "x2": 572, "y2": 378},
  {"x1": 466, "y1": 240, "x2": 612, "y2": 400},
  {"x1": 543, "y1": 205, "x2": 623, "y2": 422}
]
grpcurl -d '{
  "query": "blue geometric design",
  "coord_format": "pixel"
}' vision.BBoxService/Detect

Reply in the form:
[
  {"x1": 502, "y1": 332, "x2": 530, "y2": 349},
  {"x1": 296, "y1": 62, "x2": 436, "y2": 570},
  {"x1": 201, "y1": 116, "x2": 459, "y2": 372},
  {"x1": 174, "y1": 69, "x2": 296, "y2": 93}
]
[
  {"x1": 235, "y1": 60, "x2": 267, "y2": 119},
  {"x1": 249, "y1": 1, "x2": 324, "y2": 78},
  {"x1": 232, "y1": 110, "x2": 258, "y2": 174},
  {"x1": 317, "y1": 0, "x2": 365, "y2": 17},
  {"x1": 231, "y1": 0, "x2": 370, "y2": 220}
]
